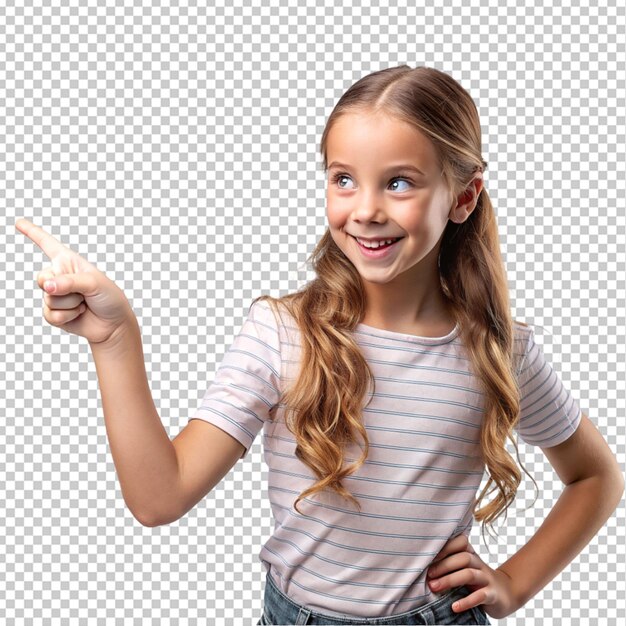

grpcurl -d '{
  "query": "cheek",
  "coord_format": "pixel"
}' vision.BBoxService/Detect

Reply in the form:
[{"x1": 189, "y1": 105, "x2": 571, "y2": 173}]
[
  {"x1": 401, "y1": 201, "x2": 443, "y2": 234},
  {"x1": 326, "y1": 202, "x2": 345, "y2": 230},
  {"x1": 399, "y1": 211, "x2": 429, "y2": 234}
]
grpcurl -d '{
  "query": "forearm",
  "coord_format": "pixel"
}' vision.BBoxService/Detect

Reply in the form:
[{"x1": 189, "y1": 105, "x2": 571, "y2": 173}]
[
  {"x1": 89, "y1": 317, "x2": 180, "y2": 526},
  {"x1": 497, "y1": 473, "x2": 624, "y2": 611}
]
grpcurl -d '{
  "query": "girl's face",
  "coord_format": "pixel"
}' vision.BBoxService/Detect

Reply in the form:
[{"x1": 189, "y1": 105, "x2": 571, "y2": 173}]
[{"x1": 325, "y1": 111, "x2": 464, "y2": 289}]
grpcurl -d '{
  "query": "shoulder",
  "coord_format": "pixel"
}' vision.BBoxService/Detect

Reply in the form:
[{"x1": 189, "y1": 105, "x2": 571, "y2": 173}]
[
  {"x1": 512, "y1": 319, "x2": 534, "y2": 342},
  {"x1": 247, "y1": 297, "x2": 300, "y2": 348},
  {"x1": 512, "y1": 320, "x2": 536, "y2": 376},
  {"x1": 249, "y1": 297, "x2": 290, "y2": 327}
]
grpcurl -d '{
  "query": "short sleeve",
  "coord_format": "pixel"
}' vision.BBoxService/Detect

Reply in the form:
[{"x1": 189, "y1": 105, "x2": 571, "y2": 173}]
[
  {"x1": 514, "y1": 328, "x2": 582, "y2": 448},
  {"x1": 189, "y1": 299, "x2": 282, "y2": 459}
]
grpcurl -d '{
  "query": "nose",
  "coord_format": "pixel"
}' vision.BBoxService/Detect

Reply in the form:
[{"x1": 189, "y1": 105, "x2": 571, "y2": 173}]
[{"x1": 350, "y1": 189, "x2": 385, "y2": 222}]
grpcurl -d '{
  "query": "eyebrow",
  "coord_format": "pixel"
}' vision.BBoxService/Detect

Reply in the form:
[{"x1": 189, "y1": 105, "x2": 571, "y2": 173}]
[{"x1": 327, "y1": 161, "x2": 426, "y2": 176}]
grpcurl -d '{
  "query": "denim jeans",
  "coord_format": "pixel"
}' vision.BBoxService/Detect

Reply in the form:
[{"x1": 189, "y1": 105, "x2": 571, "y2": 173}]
[{"x1": 257, "y1": 570, "x2": 491, "y2": 625}]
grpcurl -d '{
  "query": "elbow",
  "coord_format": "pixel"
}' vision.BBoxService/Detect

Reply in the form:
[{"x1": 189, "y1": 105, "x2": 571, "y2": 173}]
[
  {"x1": 121, "y1": 486, "x2": 186, "y2": 527},
  {"x1": 608, "y1": 464, "x2": 625, "y2": 499},
  {"x1": 133, "y1": 509, "x2": 160, "y2": 527},
  {"x1": 134, "y1": 508, "x2": 182, "y2": 528},
  {"x1": 131, "y1": 507, "x2": 166, "y2": 528},
  {"x1": 124, "y1": 495, "x2": 183, "y2": 527},
  {"x1": 616, "y1": 471, "x2": 626, "y2": 501},
  {"x1": 612, "y1": 478, "x2": 625, "y2": 514},
  {"x1": 597, "y1": 470, "x2": 625, "y2": 508},
  {"x1": 138, "y1": 515, "x2": 162, "y2": 528}
]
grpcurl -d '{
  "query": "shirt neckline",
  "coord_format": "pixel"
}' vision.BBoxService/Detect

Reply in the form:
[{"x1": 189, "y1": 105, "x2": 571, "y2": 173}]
[{"x1": 355, "y1": 321, "x2": 460, "y2": 345}]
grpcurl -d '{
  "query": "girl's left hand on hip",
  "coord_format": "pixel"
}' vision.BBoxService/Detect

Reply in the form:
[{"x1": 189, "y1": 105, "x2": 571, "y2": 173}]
[{"x1": 426, "y1": 533, "x2": 519, "y2": 620}]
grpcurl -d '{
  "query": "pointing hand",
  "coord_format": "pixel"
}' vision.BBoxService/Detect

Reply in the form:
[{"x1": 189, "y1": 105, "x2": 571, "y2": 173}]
[{"x1": 16, "y1": 218, "x2": 136, "y2": 346}]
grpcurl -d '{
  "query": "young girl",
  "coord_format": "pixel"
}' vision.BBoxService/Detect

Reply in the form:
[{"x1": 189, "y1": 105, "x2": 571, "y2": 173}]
[{"x1": 16, "y1": 65, "x2": 623, "y2": 625}]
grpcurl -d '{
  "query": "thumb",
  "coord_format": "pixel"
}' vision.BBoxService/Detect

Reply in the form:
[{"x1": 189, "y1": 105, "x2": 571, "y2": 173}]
[
  {"x1": 37, "y1": 268, "x2": 57, "y2": 291},
  {"x1": 43, "y1": 271, "x2": 99, "y2": 297}
]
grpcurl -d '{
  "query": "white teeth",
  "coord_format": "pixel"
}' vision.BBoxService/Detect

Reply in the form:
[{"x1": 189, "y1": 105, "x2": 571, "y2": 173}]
[{"x1": 356, "y1": 238, "x2": 398, "y2": 249}]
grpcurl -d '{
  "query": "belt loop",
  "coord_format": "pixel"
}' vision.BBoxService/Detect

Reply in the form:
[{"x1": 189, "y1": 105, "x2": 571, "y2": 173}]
[{"x1": 294, "y1": 607, "x2": 312, "y2": 624}]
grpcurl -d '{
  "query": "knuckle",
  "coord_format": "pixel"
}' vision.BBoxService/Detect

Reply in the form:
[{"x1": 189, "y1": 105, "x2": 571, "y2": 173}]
[
  {"x1": 44, "y1": 305, "x2": 61, "y2": 324},
  {"x1": 85, "y1": 273, "x2": 95, "y2": 292},
  {"x1": 44, "y1": 293, "x2": 62, "y2": 308}
]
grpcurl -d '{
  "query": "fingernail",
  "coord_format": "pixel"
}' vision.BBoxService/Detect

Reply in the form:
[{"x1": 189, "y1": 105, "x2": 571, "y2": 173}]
[
  {"x1": 44, "y1": 280, "x2": 56, "y2": 292},
  {"x1": 430, "y1": 580, "x2": 440, "y2": 589}
]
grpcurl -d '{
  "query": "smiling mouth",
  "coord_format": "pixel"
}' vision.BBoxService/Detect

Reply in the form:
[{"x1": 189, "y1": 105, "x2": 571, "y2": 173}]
[{"x1": 350, "y1": 235, "x2": 404, "y2": 248}]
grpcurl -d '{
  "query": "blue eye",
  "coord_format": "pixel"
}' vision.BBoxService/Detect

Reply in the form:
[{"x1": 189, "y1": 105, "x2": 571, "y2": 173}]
[
  {"x1": 330, "y1": 172, "x2": 412, "y2": 192},
  {"x1": 389, "y1": 178, "x2": 411, "y2": 192},
  {"x1": 332, "y1": 173, "x2": 354, "y2": 189}
]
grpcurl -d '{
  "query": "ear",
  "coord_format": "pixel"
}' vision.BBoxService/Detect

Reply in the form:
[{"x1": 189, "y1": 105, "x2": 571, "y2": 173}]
[{"x1": 449, "y1": 174, "x2": 484, "y2": 224}]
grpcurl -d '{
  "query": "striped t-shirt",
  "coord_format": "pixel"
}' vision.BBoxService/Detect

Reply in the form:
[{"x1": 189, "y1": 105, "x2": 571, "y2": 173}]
[{"x1": 189, "y1": 299, "x2": 582, "y2": 619}]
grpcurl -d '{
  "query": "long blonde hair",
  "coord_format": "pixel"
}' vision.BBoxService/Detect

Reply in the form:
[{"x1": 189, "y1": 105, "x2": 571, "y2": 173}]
[{"x1": 255, "y1": 65, "x2": 537, "y2": 546}]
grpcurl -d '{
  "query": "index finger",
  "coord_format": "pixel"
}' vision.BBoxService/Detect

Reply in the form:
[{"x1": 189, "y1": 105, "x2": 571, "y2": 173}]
[{"x1": 15, "y1": 218, "x2": 68, "y2": 259}]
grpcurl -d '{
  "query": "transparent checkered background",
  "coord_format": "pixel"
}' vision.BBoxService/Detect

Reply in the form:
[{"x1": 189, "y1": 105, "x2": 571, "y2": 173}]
[{"x1": 3, "y1": 0, "x2": 625, "y2": 624}]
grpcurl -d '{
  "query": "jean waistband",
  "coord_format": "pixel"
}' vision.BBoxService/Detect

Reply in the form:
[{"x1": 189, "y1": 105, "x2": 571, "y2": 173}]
[{"x1": 262, "y1": 569, "x2": 472, "y2": 625}]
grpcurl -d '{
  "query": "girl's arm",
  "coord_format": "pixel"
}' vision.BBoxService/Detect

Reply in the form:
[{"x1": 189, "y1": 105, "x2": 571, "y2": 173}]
[
  {"x1": 91, "y1": 316, "x2": 248, "y2": 527},
  {"x1": 89, "y1": 317, "x2": 181, "y2": 526},
  {"x1": 15, "y1": 218, "x2": 246, "y2": 527},
  {"x1": 496, "y1": 413, "x2": 624, "y2": 610}
]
